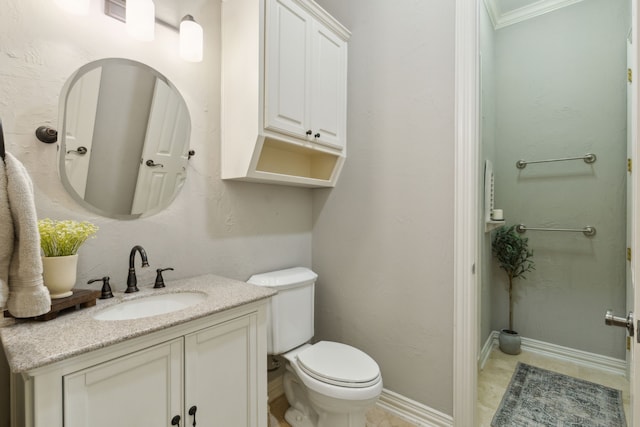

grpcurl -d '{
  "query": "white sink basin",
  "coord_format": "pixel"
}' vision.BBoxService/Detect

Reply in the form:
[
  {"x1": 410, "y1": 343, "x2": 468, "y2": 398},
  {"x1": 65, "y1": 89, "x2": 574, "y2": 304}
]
[{"x1": 93, "y1": 292, "x2": 207, "y2": 321}]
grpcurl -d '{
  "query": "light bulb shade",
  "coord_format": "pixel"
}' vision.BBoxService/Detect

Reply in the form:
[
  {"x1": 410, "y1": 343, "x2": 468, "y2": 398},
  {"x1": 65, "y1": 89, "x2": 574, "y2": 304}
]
[
  {"x1": 55, "y1": 0, "x2": 90, "y2": 15},
  {"x1": 180, "y1": 15, "x2": 203, "y2": 62},
  {"x1": 126, "y1": 0, "x2": 155, "y2": 42}
]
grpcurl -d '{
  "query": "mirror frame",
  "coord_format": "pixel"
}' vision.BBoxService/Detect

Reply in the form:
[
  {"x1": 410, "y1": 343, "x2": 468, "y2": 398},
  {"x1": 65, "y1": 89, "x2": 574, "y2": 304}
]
[{"x1": 58, "y1": 58, "x2": 191, "y2": 220}]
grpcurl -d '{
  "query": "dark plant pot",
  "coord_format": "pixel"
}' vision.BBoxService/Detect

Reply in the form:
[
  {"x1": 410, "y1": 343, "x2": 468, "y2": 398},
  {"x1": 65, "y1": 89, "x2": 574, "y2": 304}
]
[{"x1": 499, "y1": 329, "x2": 521, "y2": 355}]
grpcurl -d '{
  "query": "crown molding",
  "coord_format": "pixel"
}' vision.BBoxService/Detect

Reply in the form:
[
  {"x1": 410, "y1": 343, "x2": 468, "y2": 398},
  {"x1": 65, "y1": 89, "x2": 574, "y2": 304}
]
[{"x1": 484, "y1": 0, "x2": 587, "y2": 29}]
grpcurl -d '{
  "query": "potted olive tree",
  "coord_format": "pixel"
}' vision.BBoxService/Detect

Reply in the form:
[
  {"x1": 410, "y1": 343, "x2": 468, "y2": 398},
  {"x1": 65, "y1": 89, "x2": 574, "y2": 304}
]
[{"x1": 492, "y1": 225, "x2": 535, "y2": 355}]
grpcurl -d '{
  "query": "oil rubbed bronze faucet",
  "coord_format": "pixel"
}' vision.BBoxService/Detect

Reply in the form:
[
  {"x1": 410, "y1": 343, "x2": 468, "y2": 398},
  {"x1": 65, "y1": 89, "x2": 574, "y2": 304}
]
[{"x1": 126, "y1": 245, "x2": 149, "y2": 293}]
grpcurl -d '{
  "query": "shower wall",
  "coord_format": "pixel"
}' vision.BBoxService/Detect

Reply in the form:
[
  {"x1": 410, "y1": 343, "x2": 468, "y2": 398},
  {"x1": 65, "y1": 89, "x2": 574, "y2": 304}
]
[{"x1": 488, "y1": 0, "x2": 629, "y2": 359}]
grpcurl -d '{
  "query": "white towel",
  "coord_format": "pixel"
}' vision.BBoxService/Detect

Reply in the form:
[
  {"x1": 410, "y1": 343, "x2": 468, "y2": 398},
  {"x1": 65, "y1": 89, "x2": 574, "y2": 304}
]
[
  {"x1": 1, "y1": 153, "x2": 51, "y2": 317},
  {"x1": 0, "y1": 155, "x2": 12, "y2": 310}
]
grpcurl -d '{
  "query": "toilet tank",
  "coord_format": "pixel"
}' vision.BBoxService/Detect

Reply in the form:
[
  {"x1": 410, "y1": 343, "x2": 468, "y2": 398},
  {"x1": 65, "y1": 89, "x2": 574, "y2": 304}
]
[{"x1": 247, "y1": 267, "x2": 317, "y2": 354}]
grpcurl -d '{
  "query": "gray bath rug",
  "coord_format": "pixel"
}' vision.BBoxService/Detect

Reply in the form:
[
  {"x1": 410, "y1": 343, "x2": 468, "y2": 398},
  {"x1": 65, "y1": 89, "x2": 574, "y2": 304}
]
[{"x1": 491, "y1": 362, "x2": 626, "y2": 427}]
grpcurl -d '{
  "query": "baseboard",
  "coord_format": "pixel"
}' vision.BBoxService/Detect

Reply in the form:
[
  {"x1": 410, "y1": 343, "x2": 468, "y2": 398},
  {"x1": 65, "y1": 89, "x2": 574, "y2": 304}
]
[
  {"x1": 478, "y1": 330, "x2": 498, "y2": 370},
  {"x1": 522, "y1": 335, "x2": 626, "y2": 376},
  {"x1": 376, "y1": 389, "x2": 453, "y2": 427},
  {"x1": 480, "y1": 330, "x2": 627, "y2": 376}
]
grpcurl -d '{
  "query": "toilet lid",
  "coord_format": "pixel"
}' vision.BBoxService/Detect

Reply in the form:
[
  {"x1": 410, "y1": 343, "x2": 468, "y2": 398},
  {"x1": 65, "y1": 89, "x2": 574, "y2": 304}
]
[{"x1": 296, "y1": 341, "x2": 381, "y2": 388}]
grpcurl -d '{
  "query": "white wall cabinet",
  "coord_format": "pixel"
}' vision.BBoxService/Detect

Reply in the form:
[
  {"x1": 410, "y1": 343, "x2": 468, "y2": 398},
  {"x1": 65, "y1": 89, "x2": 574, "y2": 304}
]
[
  {"x1": 265, "y1": 0, "x2": 347, "y2": 151},
  {"x1": 12, "y1": 303, "x2": 267, "y2": 427},
  {"x1": 222, "y1": 0, "x2": 350, "y2": 187}
]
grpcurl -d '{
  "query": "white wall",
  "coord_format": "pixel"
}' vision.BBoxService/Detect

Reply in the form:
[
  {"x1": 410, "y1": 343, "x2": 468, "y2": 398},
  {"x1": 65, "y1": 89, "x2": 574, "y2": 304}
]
[
  {"x1": 491, "y1": 0, "x2": 629, "y2": 358},
  {"x1": 0, "y1": 1, "x2": 312, "y2": 425},
  {"x1": 312, "y1": 0, "x2": 456, "y2": 415}
]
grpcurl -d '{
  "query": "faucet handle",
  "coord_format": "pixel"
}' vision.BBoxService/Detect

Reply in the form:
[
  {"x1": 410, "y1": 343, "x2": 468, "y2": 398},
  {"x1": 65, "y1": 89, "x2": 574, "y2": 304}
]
[
  {"x1": 154, "y1": 268, "x2": 174, "y2": 289},
  {"x1": 88, "y1": 276, "x2": 114, "y2": 299}
]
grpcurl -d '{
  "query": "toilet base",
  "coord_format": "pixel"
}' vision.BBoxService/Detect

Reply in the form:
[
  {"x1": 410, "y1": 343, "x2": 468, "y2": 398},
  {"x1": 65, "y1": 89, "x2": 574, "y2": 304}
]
[
  {"x1": 285, "y1": 405, "x2": 368, "y2": 427},
  {"x1": 283, "y1": 367, "x2": 379, "y2": 427},
  {"x1": 307, "y1": 388, "x2": 371, "y2": 427},
  {"x1": 284, "y1": 407, "x2": 315, "y2": 427}
]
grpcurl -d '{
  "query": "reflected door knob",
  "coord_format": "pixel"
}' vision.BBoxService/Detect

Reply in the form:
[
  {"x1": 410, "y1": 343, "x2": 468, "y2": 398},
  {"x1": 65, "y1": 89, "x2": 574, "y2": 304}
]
[
  {"x1": 146, "y1": 159, "x2": 164, "y2": 168},
  {"x1": 67, "y1": 146, "x2": 87, "y2": 155}
]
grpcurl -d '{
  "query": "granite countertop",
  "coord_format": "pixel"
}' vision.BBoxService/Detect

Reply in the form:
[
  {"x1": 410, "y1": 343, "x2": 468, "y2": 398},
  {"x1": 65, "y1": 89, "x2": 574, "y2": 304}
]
[{"x1": 0, "y1": 274, "x2": 276, "y2": 373}]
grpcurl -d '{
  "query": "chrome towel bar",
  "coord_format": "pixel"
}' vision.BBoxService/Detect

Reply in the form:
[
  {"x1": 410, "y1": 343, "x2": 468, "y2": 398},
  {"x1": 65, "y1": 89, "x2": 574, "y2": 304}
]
[
  {"x1": 515, "y1": 224, "x2": 596, "y2": 237},
  {"x1": 516, "y1": 153, "x2": 596, "y2": 169}
]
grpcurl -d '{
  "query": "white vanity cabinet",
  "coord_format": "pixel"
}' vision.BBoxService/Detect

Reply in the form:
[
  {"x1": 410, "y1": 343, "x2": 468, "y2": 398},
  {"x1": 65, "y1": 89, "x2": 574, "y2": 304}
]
[
  {"x1": 12, "y1": 302, "x2": 267, "y2": 427},
  {"x1": 184, "y1": 313, "x2": 260, "y2": 426},
  {"x1": 221, "y1": 0, "x2": 350, "y2": 187},
  {"x1": 63, "y1": 338, "x2": 184, "y2": 427}
]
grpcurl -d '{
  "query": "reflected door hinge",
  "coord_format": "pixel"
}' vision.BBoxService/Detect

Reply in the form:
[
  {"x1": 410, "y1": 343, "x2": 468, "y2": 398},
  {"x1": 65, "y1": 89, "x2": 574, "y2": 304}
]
[
  {"x1": 629, "y1": 68, "x2": 633, "y2": 83},
  {"x1": 628, "y1": 158, "x2": 632, "y2": 173},
  {"x1": 628, "y1": 247, "x2": 632, "y2": 261}
]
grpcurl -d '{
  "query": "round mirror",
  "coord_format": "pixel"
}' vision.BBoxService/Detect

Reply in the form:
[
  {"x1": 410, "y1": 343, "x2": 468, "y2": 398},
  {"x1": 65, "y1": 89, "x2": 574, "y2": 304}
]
[{"x1": 58, "y1": 58, "x2": 191, "y2": 219}]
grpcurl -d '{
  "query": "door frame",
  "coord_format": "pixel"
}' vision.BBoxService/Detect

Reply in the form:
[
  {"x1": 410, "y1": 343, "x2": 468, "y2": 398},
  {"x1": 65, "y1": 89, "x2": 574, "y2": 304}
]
[
  {"x1": 453, "y1": 0, "x2": 640, "y2": 425},
  {"x1": 630, "y1": 0, "x2": 639, "y2": 422},
  {"x1": 453, "y1": 0, "x2": 479, "y2": 425}
]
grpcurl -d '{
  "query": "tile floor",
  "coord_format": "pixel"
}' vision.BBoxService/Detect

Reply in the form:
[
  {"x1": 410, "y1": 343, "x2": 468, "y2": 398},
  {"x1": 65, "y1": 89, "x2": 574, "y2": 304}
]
[
  {"x1": 478, "y1": 347, "x2": 630, "y2": 427},
  {"x1": 269, "y1": 347, "x2": 630, "y2": 427}
]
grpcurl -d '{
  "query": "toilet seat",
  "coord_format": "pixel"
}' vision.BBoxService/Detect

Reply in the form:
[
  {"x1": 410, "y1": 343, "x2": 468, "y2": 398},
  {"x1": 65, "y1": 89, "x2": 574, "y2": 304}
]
[
  {"x1": 285, "y1": 344, "x2": 383, "y2": 401},
  {"x1": 296, "y1": 341, "x2": 381, "y2": 388}
]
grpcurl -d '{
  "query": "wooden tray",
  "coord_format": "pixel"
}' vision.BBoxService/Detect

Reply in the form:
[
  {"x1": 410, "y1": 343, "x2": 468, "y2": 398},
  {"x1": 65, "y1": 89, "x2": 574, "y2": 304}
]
[{"x1": 4, "y1": 289, "x2": 101, "y2": 321}]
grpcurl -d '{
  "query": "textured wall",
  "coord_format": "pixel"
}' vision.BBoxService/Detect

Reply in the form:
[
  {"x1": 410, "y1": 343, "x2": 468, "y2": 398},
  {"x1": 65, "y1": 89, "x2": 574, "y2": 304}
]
[
  {"x1": 491, "y1": 0, "x2": 629, "y2": 359},
  {"x1": 311, "y1": 0, "x2": 456, "y2": 415},
  {"x1": 479, "y1": 2, "x2": 498, "y2": 351},
  {"x1": 0, "y1": 1, "x2": 313, "y2": 425}
]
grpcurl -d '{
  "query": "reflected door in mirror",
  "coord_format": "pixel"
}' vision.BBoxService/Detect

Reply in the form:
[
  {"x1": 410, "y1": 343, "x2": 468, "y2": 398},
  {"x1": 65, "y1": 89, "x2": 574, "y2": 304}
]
[{"x1": 59, "y1": 58, "x2": 191, "y2": 219}]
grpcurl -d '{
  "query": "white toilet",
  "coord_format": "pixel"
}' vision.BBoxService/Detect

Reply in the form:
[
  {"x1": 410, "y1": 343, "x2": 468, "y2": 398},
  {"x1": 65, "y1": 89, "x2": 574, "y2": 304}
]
[{"x1": 248, "y1": 267, "x2": 383, "y2": 427}]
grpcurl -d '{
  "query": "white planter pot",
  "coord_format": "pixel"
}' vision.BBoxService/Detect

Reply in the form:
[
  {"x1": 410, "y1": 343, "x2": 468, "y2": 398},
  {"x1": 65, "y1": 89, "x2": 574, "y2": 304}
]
[
  {"x1": 499, "y1": 329, "x2": 521, "y2": 355},
  {"x1": 42, "y1": 254, "x2": 78, "y2": 299}
]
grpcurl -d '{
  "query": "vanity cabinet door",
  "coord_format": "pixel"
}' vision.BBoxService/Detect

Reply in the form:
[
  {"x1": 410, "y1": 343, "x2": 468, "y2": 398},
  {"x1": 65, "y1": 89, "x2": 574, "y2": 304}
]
[
  {"x1": 184, "y1": 313, "x2": 259, "y2": 427},
  {"x1": 63, "y1": 339, "x2": 184, "y2": 427}
]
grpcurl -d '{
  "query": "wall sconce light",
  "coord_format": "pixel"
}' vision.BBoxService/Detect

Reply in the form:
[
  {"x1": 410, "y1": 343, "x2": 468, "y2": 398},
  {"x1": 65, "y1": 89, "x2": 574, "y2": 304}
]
[
  {"x1": 55, "y1": 0, "x2": 90, "y2": 15},
  {"x1": 104, "y1": 0, "x2": 203, "y2": 62},
  {"x1": 180, "y1": 15, "x2": 203, "y2": 63},
  {"x1": 126, "y1": 0, "x2": 155, "y2": 42}
]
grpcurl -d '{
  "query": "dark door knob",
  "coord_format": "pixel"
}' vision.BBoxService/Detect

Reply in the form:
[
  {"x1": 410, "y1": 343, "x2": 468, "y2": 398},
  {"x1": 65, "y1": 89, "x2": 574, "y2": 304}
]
[
  {"x1": 188, "y1": 405, "x2": 197, "y2": 426},
  {"x1": 67, "y1": 146, "x2": 88, "y2": 155},
  {"x1": 146, "y1": 159, "x2": 164, "y2": 168}
]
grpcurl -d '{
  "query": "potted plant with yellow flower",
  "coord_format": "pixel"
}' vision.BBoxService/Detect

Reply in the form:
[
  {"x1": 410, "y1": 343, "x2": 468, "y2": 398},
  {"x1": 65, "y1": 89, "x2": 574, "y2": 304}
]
[{"x1": 38, "y1": 219, "x2": 98, "y2": 299}]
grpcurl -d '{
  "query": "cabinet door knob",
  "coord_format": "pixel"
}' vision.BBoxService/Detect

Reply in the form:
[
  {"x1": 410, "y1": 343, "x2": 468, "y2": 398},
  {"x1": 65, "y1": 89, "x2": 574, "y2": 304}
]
[
  {"x1": 171, "y1": 415, "x2": 181, "y2": 426},
  {"x1": 188, "y1": 405, "x2": 197, "y2": 426},
  {"x1": 306, "y1": 130, "x2": 312, "y2": 136},
  {"x1": 314, "y1": 133, "x2": 321, "y2": 139}
]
